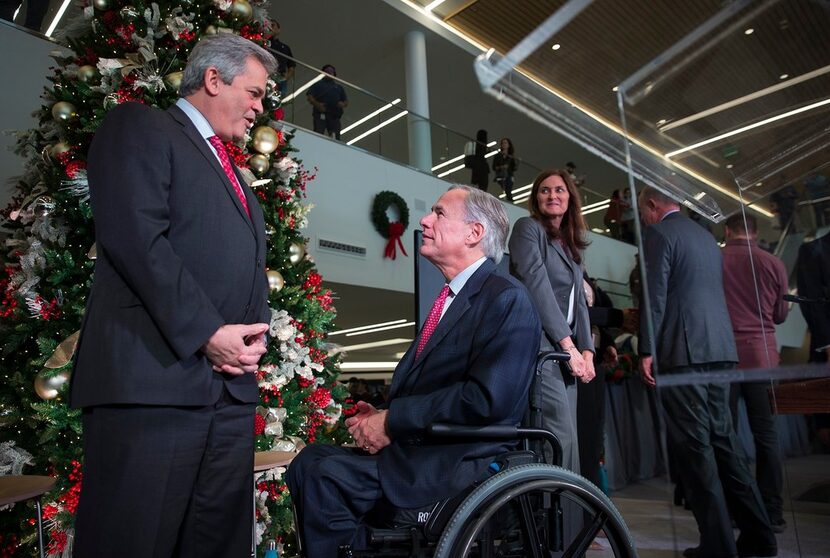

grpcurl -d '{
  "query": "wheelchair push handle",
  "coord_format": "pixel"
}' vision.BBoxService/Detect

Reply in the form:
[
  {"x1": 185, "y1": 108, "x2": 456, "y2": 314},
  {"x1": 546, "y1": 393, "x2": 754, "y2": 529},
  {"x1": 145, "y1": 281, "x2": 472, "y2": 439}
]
[{"x1": 537, "y1": 350, "x2": 570, "y2": 369}]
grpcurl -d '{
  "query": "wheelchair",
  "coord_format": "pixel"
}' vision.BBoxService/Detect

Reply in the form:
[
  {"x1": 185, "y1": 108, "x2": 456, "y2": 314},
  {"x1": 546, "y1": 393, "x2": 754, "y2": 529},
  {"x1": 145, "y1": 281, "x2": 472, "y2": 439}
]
[{"x1": 299, "y1": 351, "x2": 638, "y2": 558}]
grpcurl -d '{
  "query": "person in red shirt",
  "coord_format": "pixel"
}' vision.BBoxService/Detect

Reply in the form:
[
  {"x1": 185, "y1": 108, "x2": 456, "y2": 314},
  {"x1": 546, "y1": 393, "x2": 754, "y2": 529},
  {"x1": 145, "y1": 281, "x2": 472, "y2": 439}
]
[{"x1": 722, "y1": 212, "x2": 789, "y2": 533}]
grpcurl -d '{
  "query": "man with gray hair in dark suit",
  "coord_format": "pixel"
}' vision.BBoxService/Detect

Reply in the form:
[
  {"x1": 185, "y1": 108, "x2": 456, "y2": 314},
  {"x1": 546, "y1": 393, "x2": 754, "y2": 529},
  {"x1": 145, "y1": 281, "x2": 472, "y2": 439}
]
[{"x1": 637, "y1": 186, "x2": 777, "y2": 558}]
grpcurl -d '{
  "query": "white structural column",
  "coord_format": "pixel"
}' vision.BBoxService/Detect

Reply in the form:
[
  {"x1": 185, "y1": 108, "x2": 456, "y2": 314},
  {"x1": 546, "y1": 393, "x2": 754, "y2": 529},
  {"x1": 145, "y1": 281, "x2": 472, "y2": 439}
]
[{"x1": 404, "y1": 30, "x2": 432, "y2": 172}]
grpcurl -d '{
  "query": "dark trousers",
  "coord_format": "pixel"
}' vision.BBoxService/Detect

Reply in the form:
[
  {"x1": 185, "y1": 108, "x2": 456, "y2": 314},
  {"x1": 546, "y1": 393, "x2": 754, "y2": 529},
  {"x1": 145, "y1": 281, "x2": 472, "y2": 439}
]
[
  {"x1": 74, "y1": 390, "x2": 255, "y2": 558},
  {"x1": 287, "y1": 444, "x2": 382, "y2": 558},
  {"x1": 661, "y1": 364, "x2": 775, "y2": 558},
  {"x1": 729, "y1": 382, "x2": 784, "y2": 524},
  {"x1": 577, "y1": 369, "x2": 605, "y2": 487},
  {"x1": 312, "y1": 113, "x2": 342, "y2": 140}
]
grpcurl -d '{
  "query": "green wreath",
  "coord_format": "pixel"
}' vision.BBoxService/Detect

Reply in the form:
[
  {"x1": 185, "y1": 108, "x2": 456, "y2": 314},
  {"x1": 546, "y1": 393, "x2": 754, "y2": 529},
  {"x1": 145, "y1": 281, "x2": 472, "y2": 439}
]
[{"x1": 372, "y1": 191, "x2": 410, "y2": 259}]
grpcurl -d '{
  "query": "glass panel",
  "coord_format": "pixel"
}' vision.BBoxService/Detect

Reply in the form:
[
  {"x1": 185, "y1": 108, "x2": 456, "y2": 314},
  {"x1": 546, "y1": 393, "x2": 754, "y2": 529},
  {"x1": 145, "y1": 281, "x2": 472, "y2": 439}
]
[{"x1": 470, "y1": 0, "x2": 830, "y2": 555}]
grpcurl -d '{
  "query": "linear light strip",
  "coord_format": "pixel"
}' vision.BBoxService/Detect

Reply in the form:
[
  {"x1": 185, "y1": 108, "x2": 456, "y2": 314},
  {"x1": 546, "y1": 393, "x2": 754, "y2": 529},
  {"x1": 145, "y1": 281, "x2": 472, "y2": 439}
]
[
  {"x1": 424, "y1": 0, "x2": 447, "y2": 12},
  {"x1": 341, "y1": 98, "x2": 402, "y2": 135},
  {"x1": 346, "y1": 110, "x2": 409, "y2": 146},
  {"x1": 581, "y1": 203, "x2": 610, "y2": 216},
  {"x1": 339, "y1": 362, "x2": 399, "y2": 371},
  {"x1": 437, "y1": 163, "x2": 465, "y2": 178},
  {"x1": 45, "y1": 0, "x2": 72, "y2": 36},
  {"x1": 328, "y1": 319, "x2": 406, "y2": 337},
  {"x1": 329, "y1": 338, "x2": 413, "y2": 355},
  {"x1": 345, "y1": 321, "x2": 416, "y2": 337},
  {"x1": 660, "y1": 65, "x2": 830, "y2": 132},
  {"x1": 665, "y1": 98, "x2": 830, "y2": 158},
  {"x1": 281, "y1": 74, "x2": 324, "y2": 103},
  {"x1": 432, "y1": 154, "x2": 465, "y2": 171},
  {"x1": 433, "y1": 141, "x2": 496, "y2": 171}
]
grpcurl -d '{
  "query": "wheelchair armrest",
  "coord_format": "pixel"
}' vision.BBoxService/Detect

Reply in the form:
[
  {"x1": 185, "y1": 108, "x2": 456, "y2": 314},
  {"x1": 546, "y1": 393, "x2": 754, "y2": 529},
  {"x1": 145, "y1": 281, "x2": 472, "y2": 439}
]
[
  {"x1": 537, "y1": 350, "x2": 570, "y2": 368},
  {"x1": 427, "y1": 423, "x2": 518, "y2": 439}
]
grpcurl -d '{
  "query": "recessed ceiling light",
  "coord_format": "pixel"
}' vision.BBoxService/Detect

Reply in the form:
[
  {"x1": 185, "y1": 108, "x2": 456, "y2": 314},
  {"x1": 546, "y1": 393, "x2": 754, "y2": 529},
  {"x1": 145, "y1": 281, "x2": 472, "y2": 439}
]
[
  {"x1": 551, "y1": 43, "x2": 561, "y2": 50},
  {"x1": 612, "y1": 86, "x2": 619, "y2": 92},
  {"x1": 756, "y1": 182, "x2": 763, "y2": 187},
  {"x1": 779, "y1": 74, "x2": 789, "y2": 80},
  {"x1": 726, "y1": 164, "x2": 733, "y2": 169},
  {"x1": 657, "y1": 119, "x2": 667, "y2": 126},
  {"x1": 744, "y1": 28, "x2": 754, "y2": 35}
]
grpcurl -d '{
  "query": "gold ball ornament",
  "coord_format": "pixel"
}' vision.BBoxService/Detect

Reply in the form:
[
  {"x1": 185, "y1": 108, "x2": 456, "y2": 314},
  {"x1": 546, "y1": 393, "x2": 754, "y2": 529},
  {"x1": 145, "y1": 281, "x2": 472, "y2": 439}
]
[
  {"x1": 164, "y1": 71, "x2": 183, "y2": 92},
  {"x1": 288, "y1": 242, "x2": 305, "y2": 265},
  {"x1": 34, "y1": 369, "x2": 71, "y2": 401},
  {"x1": 264, "y1": 224, "x2": 276, "y2": 236},
  {"x1": 229, "y1": 0, "x2": 253, "y2": 23},
  {"x1": 77, "y1": 65, "x2": 98, "y2": 83},
  {"x1": 204, "y1": 25, "x2": 218, "y2": 35},
  {"x1": 248, "y1": 154, "x2": 270, "y2": 176},
  {"x1": 49, "y1": 142, "x2": 72, "y2": 158},
  {"x1": 251, "y1": 126, "x2": 279, "y2": 154},
  {"x1": 51, "y1": 101, "x2": 78, "y2": 122},
  {"x1": 92, "y1": 0, "x2": 109, "y2": 10},
  {"x1": 266, "y1": 270, "x2": 285, "y2": 292}
]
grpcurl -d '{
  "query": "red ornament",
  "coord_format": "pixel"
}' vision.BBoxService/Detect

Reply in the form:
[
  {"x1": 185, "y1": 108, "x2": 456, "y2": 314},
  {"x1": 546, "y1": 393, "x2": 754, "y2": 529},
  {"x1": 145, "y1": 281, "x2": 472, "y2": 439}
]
[
  {"x1": 273, "y1": 108, "x2": 285, "y2": 121},
  {"x1": 254, "y1": 413, "x2": 265, "y2": 435}
]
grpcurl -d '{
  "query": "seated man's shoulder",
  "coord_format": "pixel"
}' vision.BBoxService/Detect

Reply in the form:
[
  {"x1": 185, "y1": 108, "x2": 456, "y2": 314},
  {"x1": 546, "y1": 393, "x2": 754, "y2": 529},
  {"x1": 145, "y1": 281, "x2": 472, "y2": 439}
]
[{"x1": 480, "y1": 272, "x2": 536, "y2": 308}]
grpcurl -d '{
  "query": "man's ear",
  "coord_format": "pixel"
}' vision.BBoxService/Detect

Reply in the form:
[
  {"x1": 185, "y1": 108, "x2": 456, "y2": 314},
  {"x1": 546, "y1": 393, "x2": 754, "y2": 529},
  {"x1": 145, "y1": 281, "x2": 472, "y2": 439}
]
[
  {"x1": 467, "y1": 221, "x2": 485, "y2": 246},
  {"x1": 203, "y1": 67, "x2": 222, "y2": 96}
]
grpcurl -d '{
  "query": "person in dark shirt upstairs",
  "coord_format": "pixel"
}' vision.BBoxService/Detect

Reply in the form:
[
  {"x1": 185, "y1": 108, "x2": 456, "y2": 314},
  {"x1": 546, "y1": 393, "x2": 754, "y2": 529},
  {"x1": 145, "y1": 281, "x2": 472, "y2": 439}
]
[
  {"x1": 307, "y1": 64, "x2": 348, "y2": 140},
  {"x1": 270, "y1": 20, "x2": 295, "y2": 96}
]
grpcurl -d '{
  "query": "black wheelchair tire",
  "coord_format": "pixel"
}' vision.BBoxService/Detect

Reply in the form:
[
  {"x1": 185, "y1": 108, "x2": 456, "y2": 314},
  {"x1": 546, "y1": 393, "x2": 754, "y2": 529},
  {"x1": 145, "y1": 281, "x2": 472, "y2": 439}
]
[{"x1": 433, "y1": 463, "x2": 637, "y2": 558}]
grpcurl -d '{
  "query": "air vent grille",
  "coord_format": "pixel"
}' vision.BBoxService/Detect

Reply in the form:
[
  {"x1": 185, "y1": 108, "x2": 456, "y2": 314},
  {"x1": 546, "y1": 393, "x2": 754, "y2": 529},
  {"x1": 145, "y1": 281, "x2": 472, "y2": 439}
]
[{"x1": 318, "y1": 238, "x2": 367, "y2": 257}]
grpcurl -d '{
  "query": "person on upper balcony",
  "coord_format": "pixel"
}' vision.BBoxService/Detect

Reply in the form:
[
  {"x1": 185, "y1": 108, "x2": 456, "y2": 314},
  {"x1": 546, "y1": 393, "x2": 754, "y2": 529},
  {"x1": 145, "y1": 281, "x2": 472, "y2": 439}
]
[{"x1": 307, "y1": 64, "x2": 348, "y2": 141}]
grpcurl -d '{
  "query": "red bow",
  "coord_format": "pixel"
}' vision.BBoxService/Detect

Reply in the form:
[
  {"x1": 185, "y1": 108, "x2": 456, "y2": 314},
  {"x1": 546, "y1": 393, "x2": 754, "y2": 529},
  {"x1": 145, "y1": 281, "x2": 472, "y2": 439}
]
[{"x1": 384, "y1": 221, "x2": 408, "y2": 260}]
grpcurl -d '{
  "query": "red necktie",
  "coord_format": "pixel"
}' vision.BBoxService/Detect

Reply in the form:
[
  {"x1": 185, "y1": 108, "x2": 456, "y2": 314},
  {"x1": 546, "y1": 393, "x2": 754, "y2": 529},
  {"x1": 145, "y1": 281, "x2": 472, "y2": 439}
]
[
  {"x1": 416, "y1": 284, "x2": 450, "y2": 358},
  {"x1": 208, "y1": 135, "x2": 250, "y2": 217}
]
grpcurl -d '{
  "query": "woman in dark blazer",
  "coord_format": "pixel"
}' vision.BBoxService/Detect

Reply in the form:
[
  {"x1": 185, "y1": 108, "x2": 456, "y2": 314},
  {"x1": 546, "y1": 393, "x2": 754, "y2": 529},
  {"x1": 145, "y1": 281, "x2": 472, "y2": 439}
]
[{"x1": 508, "y1": 169, "x2": 595, "y2": 472}]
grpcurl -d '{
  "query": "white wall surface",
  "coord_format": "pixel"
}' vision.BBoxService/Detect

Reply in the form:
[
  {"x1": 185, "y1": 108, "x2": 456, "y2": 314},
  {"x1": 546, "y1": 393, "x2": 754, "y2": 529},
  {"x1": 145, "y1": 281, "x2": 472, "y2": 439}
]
[{"x1": 0, "y1": 24, "x2": 63, "y2": 207}]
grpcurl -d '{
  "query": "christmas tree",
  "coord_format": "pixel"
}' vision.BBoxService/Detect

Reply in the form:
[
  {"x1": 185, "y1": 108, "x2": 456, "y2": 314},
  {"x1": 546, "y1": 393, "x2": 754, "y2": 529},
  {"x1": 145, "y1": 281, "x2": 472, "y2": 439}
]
[{"x1": 0, "y1": 0, "x2": 350, "y2": 555}]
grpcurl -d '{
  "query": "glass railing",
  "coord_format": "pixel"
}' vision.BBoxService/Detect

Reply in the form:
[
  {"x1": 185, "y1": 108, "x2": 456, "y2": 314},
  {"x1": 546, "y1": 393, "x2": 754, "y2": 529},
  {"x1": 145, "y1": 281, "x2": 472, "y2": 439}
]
[{"x1": 272, "y1": 51, "x2": 617, "y2": 230}]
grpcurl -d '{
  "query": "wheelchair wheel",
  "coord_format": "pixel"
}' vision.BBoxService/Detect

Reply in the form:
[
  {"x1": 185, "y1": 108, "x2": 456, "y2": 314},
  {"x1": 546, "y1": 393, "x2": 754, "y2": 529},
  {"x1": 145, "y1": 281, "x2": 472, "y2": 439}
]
[{"x1": 434, "y1": 464, "x2": 637, "y2": 558}]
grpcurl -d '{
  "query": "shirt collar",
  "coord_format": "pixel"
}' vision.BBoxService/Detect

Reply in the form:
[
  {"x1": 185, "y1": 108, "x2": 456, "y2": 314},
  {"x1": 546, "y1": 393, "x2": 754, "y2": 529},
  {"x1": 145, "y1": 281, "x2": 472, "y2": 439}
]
[
  {"x1": 175, "y1": 98, "x2": 216, "y2": 140},
  {"x1": 660, "y1": 208, "x2": 681, "y2": 222},
  {"x1": 447, "y1": 257, "x2": 487, "y2": 297}
]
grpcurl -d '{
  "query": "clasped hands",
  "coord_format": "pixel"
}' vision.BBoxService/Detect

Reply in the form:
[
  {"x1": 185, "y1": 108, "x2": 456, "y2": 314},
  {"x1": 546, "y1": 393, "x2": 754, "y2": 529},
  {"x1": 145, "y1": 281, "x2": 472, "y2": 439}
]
[
  {"x1": 203, "y1": 323, "x2": 269, "y2": 375},
  {"x1": 346, "y1": 401, "x2": 391, "y2": 455},
  {"x1": 564, "y1": 347, "x2": 596, "y2": 383}
]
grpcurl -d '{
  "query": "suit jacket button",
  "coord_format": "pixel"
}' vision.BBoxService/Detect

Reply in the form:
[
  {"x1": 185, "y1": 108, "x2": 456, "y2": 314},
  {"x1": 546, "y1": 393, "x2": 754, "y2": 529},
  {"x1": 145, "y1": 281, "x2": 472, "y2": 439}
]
[
  {"x1": 257, "y1": 258, "x2": 262, "y2": 267},
  {"x1": 245, "y1": 304, "x2": 250, "y2": 312}
]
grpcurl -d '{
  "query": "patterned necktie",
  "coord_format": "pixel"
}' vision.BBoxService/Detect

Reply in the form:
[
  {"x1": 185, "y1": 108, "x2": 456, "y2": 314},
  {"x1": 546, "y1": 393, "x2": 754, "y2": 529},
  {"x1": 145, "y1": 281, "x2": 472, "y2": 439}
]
[
  {"x1": 416, "y1": 284, "x2": 450, "y2": 358},
  {"x1": 207, "y1": 135, "x2": 250, "y2": 217}
]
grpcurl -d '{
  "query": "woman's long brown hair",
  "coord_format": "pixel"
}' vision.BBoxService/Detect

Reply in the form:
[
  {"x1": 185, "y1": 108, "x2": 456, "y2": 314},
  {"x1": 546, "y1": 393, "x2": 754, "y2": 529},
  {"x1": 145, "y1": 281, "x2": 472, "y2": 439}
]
[{"x1": 528, "y1": 169, "x2": 589, "y2": 264}]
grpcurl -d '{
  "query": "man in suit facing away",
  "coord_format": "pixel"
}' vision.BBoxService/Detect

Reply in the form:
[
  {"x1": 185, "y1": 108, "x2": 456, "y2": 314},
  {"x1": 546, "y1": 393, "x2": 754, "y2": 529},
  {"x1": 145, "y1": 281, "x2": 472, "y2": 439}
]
[
  {"x1": 637, "y1": 187, "x2": 776, "y2": 558},
  {"x1": 71, "y1": 35, "x2": 276, "y2": 557},
  {"x1": 287, "y1": 186, "x2": 541, "y2": 557}
]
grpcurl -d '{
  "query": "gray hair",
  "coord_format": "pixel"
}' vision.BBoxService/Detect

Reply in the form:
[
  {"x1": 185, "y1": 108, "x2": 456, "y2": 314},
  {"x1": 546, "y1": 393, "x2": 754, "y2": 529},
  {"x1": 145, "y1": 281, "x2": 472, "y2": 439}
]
[
  {"x1": 180, "y1": 34, "x2": 277, "y2": 97},
  {"x1": 449, "y1": 185, "x2": 509, "y2": 264}
]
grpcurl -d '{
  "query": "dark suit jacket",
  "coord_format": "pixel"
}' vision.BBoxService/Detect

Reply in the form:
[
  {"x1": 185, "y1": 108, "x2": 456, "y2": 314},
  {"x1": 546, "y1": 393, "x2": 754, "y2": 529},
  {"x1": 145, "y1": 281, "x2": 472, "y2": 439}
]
[
  {"x1": 508, "y1": 216, "x2": 592, "y2": 353},
  {"x1": 70, "y1": 102, "x2": 271, "y2": 408},
  {"x1": 380, "y1": 259, "x2": 541, "y2": 508},
  {"x1": 640, "y1": 212, "x2": 737, "y2": 370},
  {"x1": 797, "y1": 232, "x2": 830, "y2": 357}
]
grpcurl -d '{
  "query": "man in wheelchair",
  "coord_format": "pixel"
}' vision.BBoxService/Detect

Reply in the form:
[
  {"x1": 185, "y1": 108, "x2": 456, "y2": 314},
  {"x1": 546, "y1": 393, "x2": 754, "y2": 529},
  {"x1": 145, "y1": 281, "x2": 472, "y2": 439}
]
[{"x1": 287, "y1": 186, "x2": 543, "y2": 557}]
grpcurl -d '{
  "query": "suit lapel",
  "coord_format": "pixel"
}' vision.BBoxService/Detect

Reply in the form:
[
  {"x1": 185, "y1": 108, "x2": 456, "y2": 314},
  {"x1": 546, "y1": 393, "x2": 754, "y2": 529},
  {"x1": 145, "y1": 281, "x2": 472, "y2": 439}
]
[
  {"x1": 392, "y1": 260, "x2": 496, "y2": 397},
  {"x1": 550, "y1": 237, "x2": 577, "y2": 284},
  {"x1": 167, "y1": 105, "x2": 255, "y2": 236}
]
